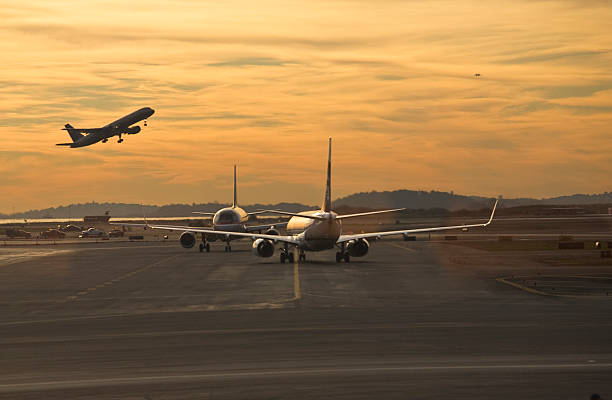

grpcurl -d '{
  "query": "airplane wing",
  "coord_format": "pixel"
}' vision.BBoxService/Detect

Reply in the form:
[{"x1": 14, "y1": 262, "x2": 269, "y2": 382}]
[
  {"x1": 246, "y1": 210, "x2": 276, "y2": 216},
  {"x1": 245, "y1": 222, "x2": 288, "y2": 232},
  {"x1": 336, "y1": 208, "x2": 406, "y2": 220},
  {"x1": 337, "y1": 200, "x2": 497, "y2": 244},
  {"x1": 192, "y1": 212, "x2": 215, "y2": 216},
  {"x1": 61, "y1": 127, "x2": 105, "y2": 134},
  {"x1": 258, "y1": 210, "x2": 327, "y2": 221},
  {"x1": 110, "y1": 221, "x2": 300, "y2": 245}
]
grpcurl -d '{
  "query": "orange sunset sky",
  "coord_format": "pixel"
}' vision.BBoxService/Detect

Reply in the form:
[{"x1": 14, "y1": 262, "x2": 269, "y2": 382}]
[{"x1": 1, "y1": 0, "x2": 611, "y2": 212}]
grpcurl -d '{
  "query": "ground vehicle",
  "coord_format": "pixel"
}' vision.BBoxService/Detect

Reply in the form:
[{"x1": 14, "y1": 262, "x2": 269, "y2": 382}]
[
  {"x1": 79, "y1": 227, "x2": 107, "y2": 238},
  {"x1": 59, "y1": 224, "x2": 82, "y2": 232},
  {"x1": 40, "y1": 229, "x2": 66, "y2": 239},
  {"x1": 5, "y1": 228, "x2": 32, "y2": 239},
  {"x1": 108, "y1": 229, "x2": 124, "y2": 238}
]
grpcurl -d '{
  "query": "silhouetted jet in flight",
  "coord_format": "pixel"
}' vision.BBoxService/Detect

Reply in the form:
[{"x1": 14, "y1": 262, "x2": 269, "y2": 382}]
[{"x1": 56, "y1": 107, "x2": 154, "y2": 148}]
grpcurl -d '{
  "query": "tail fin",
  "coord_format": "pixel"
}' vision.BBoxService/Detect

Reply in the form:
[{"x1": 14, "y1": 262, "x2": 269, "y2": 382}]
[
  {"x1": 64, "y1": 124, "x2": 84, "y2": 143},
  {"x1": 322, "y1": 137, "x2": 332, "y2": 212},
  {"x1": 232, "y1": 164, "x2": 237, "y2": 207}
]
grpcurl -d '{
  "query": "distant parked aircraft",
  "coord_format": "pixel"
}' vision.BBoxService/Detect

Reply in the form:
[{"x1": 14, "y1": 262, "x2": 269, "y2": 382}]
[{"x1": 56, "y1": 107, "x2": 154, "y2": 148}]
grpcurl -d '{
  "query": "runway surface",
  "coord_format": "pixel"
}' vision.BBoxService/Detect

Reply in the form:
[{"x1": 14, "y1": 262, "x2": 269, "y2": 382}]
[{"x1": 0, "y1": 239, "x2": 610, "y2": 399}]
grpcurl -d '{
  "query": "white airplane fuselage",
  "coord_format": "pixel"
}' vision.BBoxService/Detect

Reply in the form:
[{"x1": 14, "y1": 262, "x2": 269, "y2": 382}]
[
  {"x1": 66, "y1": 107, "x2": 154, "y2": 148},
  {"x1": 207, "y1": 206, "x2": 250, "y2": 239},
  {"x1": 287, "y1": 210, "x2": 342, "y2": 251}
]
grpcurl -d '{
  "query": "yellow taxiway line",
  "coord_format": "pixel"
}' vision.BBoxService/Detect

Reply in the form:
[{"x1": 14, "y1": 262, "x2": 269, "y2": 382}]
[{"x1": 293, "y1": 248, "x2": 301, "y2": 301}]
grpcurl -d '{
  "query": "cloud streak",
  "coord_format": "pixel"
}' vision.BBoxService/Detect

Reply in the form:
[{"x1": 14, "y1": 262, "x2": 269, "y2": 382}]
[{"x1": 1, "y1": 0, "x2": 612, "y2": 211}]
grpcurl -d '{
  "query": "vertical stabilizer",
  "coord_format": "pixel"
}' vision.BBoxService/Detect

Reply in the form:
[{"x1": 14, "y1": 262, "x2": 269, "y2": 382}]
[
  {"x1": 233, "y1": 164, "x2": 237, "y2": 207},
  {"x1": 65, "y1": 124, "x2": 84, "y2": 143},
  {"x1": 322, "y1": 137, "x2": 332, "y2": 212}
]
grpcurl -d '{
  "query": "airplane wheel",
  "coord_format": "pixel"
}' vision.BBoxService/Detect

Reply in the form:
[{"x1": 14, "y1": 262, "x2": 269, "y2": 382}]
[
  {"x1": 205, "y1": 243, "x2": 210, "y2": 252},
  {"x1": 335, "y1": 252, "x2": 342, "y2": 263},
  {"x1": 228, "y1": 245, "x2": 232, "y2": 252},
  {"x1": 224, "y1": 245, "x2": 228, "y2": 252},
  {"x1": 343, "y1": 253, "x2": 350, "y2": 263},
  {"x1": 288, "y1": 252, "x2": 294, "y2": 263},
  {"x1": 280, "y1": 252, "x2": 286, "y2": 264},
  {"x1": 199, "y1": 244, "x2": 204, "y2": 253},
  {"x1": 299, "y1": 253, "x2": 305, "y2": 261}
]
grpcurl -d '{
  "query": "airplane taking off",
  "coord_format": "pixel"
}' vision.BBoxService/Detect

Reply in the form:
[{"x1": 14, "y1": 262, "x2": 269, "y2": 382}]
[
  {"x1": 114, "y1": 165, "x2": 284, "y2": 252},
  {"x1": 123, "y1": 138, "x2": 497, "y2": 263},
  {"x1": 56, "y1": 107, "x2": 154, "y2": 148}
]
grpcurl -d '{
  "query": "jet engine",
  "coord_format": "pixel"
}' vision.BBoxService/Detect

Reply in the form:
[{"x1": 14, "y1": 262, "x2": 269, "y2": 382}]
[
  {"x1": 125, "y1": 126, "x2": 141, "y2": 135},
  {"x1": 346, "y1": 238, "x2": 369, "y2": 257},
  {"x1": 252, "y1": 238, "x2": 275, "y2": 257},
  {"x1": 179, "y1": 232, "x2": 196, "y2": 248},
  {"x1": 264, "y1": 228, "x2": 280, "y2": 236}
]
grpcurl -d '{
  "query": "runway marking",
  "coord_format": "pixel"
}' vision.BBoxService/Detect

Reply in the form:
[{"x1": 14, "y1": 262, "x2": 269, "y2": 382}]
[
  {"x1": 2, "y1": 362, "x2": 612, "y2": 392},
  {"x1": 293, "y1": 248, "x2": 301, "y2": 301},
  {"x1": 496, "y1": 275, "x2": 612, "y2": 298},
  {"x1": 0, "y1": 249, "x2": 73, "y2": 267},
  {"x1": 64, "y1": 254, "x2": 180, "y2": 302},
  {"x1": 386, "y1": 243, "x2": 416, "y2": 252}
]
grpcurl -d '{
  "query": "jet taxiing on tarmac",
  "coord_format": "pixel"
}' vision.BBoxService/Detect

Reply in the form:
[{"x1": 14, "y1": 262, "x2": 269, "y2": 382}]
[
  {"x1": 56, "y1": 107, "x2": 155, "y2": 148},
  {"x1": 120, "y1": 138, "x2": 497, "y2": 263},
  {"x1": 115, "y1": 165, "x2": 285, "y2": 253}
]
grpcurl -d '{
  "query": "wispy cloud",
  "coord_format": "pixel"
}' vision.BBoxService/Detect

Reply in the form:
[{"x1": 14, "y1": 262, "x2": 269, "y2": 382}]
[{"x1": 1, "y1": 0, "x2": 612, "y2": 211}]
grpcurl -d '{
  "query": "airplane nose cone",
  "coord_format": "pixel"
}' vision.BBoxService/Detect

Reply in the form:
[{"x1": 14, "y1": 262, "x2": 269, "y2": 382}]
[{"x1": 147, "y1": 108, "x2": 155, "y2": 116}]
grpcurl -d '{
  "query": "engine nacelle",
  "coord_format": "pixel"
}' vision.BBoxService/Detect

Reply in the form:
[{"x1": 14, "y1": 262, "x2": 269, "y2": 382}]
[
  {"x1": 264, "y1": 228, "x2": 280, "y2": 236},
  {"x1": 346, "y1": 238, "x2": 369, "y2": 257},
  {"x1": 252, "y1": 238, "x2": 275, "y2": 257},
  {"x1": 126, "y1": 126, "x2": 141, "y2": 135},
  {"x1": 179, "y1": 232, "x2": 196, "y2": 248}
]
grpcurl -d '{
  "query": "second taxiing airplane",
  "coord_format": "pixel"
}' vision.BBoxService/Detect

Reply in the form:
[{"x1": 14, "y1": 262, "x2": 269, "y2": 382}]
[
  {"x1": 123, "y1": 138, "x2": 497, "y2": 263},
  {"x1": 56, "y1": 107, "x2": 154, "y2": 148},
  {"x1": 116, "y1": 165, "x2": 284, "y2": 253}
]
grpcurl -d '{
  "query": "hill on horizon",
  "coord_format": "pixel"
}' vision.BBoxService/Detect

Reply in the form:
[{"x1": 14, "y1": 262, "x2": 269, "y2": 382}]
[
  {"x1": 334, "y1": 190, "x2": 612, "y2": 210},
  {"x1": 2, "y1": 190, "x2": 611, "y2": 219}
]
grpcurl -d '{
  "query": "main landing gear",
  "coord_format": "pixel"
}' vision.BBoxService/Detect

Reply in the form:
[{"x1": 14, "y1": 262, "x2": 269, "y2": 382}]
[
  {"x1": 102, "y1": 138, "x2": 108, "y2": 143},
  {"x1": 199, "y1": 234, "x2": 211, "y2": 253},
  {"x1": 224, "y1": 238, "x2": 232, "y2": 252},
  {"x1": 118, "y1": 134, "x2": 123, "y2": 143},
  {"x1": 280, "y1": 246, "x2": 294, "y2": 264},
  {"x1": 298, "y1": 249, "x2": 306, "y2": 262},
  {"x1": 335, "y1": 243, "x2": 350, "y2": 263},
  {"x1": 335, "y1": 252, "x2": 350, "y2": 263}
]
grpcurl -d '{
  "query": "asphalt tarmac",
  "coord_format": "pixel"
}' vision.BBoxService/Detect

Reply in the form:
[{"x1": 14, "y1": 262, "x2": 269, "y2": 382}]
[{"x1": 0, "y1": 238, "x2": 610, "y2": 399}]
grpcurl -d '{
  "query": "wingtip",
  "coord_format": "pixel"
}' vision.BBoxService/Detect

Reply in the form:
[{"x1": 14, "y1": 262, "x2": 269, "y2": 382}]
[{"x1": 486, "y1": 199, "x2": 498, "y2": 225}]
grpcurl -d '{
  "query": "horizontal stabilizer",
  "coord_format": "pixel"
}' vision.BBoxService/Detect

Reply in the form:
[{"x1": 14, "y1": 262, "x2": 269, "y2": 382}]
[
  {"x1": 55, "y1": 143, "x2": 73, "y2": 146},
  {"x1": 258, "y1": 210, "x2": 327, "y2": 221}
]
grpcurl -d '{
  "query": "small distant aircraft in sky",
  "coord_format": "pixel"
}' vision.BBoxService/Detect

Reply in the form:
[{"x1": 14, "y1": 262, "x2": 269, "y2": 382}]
[
  {"x1": 56, "y1": 107, "x2": 154, "y2": 148},
  {"x1": 474, "y1": 73, "x2": 481, "y2": 78}
]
